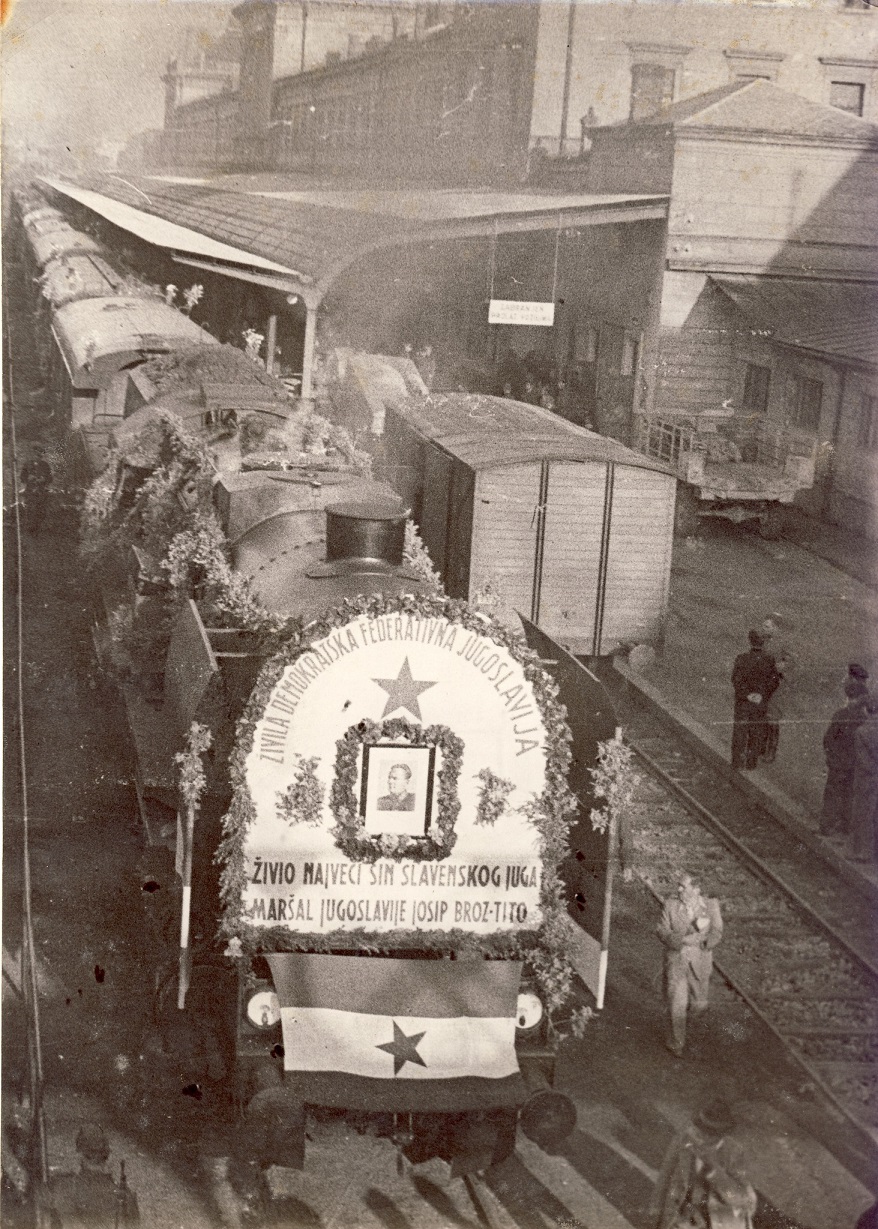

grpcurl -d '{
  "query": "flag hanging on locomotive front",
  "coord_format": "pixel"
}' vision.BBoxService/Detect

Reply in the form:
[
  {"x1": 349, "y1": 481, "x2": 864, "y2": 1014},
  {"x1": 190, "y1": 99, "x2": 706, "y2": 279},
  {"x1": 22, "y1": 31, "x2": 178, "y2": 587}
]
[{"x1": 266, "y1": 953, "x2": 524, "y2": 1112}]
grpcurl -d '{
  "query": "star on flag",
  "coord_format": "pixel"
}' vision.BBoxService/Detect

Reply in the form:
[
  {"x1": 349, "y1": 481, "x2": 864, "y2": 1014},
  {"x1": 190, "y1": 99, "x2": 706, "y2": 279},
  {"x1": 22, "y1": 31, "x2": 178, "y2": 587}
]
[
  {"x1": 372, "y1": 657, "x2": 436, "y2": 720},
  {"x1": 376, "y1": 1021, "x2": 428, "y2": 1075}
]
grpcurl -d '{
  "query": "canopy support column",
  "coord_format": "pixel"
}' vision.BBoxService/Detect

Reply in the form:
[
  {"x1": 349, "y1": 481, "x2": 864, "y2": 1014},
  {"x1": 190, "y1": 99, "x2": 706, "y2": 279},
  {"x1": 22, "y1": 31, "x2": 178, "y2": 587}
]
[
  {"x1": 301, "y1": 299, "x2": 318, "y2": 404},
  {"x1": 265, "y1": 313, "x2": 278, "y2": 375}
]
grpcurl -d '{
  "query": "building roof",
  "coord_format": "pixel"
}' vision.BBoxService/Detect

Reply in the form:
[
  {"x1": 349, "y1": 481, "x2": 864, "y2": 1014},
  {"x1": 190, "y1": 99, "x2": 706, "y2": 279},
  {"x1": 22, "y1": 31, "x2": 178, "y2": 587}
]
[
  {"x1": 398, "y1": 393, "x2": 675, "y2": 475},
  {"x1": 634, "y1": 79, "x2": 878, "y2": 146},
  {"x1": 43, "y1": 172, "x2": 668, "y2": 300},
  {"x1": 711, "y1": 275, "x2": 878, "y2": 367}
]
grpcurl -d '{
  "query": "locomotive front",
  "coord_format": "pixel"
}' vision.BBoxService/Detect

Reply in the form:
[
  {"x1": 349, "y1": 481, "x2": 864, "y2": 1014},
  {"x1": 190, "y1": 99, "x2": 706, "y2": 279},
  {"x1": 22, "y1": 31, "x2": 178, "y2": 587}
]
[{"x1": 218, "y1": 503, "x2": 581, "y2": 1176}]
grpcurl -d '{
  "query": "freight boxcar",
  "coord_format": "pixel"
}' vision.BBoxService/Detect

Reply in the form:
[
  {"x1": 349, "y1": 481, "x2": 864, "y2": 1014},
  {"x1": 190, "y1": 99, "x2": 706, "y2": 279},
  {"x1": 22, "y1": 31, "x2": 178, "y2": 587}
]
[{"x1": 375, "y1": 390, "x2": 676, "y2": 657}]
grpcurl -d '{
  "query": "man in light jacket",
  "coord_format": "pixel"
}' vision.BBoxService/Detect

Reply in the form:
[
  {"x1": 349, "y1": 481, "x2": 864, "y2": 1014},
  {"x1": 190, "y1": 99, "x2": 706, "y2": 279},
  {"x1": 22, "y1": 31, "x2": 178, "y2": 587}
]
[{"x1": 657, "y1": 873, "x2": 724, "y2": 1057}]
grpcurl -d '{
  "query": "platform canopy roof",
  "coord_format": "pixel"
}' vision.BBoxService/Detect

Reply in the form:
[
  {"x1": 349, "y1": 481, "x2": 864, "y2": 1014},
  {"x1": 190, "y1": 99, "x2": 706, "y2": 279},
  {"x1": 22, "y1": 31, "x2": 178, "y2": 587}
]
[
  {"x1": 42, "y1": 172, "x2": 668, "y2": 304},
  {"x1": 712, "y1": 275, "x2": 878, "y2": 368}
]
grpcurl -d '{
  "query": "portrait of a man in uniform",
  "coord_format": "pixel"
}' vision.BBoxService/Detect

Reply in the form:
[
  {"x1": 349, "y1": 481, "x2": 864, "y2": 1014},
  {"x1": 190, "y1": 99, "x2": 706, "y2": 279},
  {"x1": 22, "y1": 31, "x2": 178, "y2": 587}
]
[{"x1": 377, "y1": 763, "x2": 416, "y2": 812}]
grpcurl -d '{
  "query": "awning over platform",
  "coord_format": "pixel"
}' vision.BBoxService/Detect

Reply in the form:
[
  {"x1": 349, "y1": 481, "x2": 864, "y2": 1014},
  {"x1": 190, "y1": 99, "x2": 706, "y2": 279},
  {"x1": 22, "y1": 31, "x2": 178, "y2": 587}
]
[
  {"x1": 712, "y1": 275, "x2": 878, "y2": 368},
  {"x1": 43, "y1": 172, "x2": 668, "y2": 303}
]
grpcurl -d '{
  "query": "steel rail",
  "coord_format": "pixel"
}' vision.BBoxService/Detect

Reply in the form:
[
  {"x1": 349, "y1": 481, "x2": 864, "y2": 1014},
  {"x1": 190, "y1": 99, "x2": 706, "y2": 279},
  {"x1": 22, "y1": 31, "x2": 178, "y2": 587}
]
[
  {"x1": 629, "y1": 738, "x2": 878, "y2": 986},
  {"x1": 5, "y1": 318, "x2": 51, "y2": 1189}
]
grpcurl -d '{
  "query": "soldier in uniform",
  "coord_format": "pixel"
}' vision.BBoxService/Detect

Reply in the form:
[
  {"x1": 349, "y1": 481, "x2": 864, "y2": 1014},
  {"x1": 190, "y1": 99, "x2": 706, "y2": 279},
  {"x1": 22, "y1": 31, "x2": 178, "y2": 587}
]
[
  {"x1": 46, "y1": 1124, "x2": 139, "y2": 1227},
  {"x1": 651, "y1": 1100, "x2": 757, "y2": 1229}
]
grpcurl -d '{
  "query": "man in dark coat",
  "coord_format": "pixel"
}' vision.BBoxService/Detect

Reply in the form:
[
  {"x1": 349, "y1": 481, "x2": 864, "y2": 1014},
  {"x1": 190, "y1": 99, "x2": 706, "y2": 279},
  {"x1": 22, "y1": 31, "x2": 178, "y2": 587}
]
[
  {"x1": 849, "y1": 696, "x2": 878, "y2": 863},
  {"x1": 731, "y1": 630, "x2": 779, "y2": 771},
  {"x1": 819, "y1": 679, "x2": 868, "y2": 836}
]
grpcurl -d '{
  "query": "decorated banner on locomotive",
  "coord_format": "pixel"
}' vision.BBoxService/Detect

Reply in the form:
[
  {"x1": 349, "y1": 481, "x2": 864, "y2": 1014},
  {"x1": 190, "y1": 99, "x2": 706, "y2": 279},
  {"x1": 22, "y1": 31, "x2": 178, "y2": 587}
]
[{"x1": 222, "y1": 594, "x2": 575, "y2": 949}]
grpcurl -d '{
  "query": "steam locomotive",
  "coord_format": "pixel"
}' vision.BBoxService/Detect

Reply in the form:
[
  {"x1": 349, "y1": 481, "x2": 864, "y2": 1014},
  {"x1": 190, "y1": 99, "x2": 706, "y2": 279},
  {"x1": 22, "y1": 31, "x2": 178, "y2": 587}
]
[{"x1": 12, "y1": 183, "x2": 619, "y2": 1193}]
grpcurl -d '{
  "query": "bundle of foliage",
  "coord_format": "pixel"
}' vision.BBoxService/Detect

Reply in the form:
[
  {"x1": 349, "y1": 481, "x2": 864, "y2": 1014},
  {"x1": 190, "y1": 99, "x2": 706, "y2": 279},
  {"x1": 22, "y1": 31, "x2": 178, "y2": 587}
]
[{"x1": 141, "y1": 344, "x2": 290, "y2": 399}]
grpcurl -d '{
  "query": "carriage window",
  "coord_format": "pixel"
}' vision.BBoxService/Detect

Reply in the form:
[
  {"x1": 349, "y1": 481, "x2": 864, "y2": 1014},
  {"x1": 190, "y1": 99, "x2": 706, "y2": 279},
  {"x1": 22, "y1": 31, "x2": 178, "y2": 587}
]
[
  {"x1": 742, "y1": 363, "x2": 771, "y2": 415},
  {"x1": 856, "y1": 394, "x2": 878, "y2": 449},
  {"x1": 788, "y1": 375, "x2": 823, "y2": 432}
]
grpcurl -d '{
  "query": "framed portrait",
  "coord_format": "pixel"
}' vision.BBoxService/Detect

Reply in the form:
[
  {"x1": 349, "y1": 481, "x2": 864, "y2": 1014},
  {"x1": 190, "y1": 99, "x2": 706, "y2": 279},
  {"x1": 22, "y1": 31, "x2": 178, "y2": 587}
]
[{"x1": 360, "y1": 743, "x2": 437, "y2": 838}]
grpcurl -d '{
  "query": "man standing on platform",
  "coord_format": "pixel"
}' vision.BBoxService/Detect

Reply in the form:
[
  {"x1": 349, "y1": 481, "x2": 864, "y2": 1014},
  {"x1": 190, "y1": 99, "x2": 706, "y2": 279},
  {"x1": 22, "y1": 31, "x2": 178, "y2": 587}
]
[
  {"x1": 731, "y1": 630, "x2": 779, "y2": 771},
  {"x1": 657, "y1": 873, "x2": 723, "y2": 1058},
  {"x1": 849, "y1": 695, "x2": 878, "y2": 863},
  {"x1": 819, "y1": 679, "x2": 869, "y2": 837}
]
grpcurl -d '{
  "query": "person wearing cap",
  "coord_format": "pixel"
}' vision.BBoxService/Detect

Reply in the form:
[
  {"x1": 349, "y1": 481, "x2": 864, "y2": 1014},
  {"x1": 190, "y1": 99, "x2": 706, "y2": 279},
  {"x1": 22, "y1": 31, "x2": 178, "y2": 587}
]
[
  {"x1": 819, "y1": 679, "x2": 870, "y2": 837},
  {"x1": 657, "y1": 873, "x2": 723, "y2": 1058},
  {"x1": 650, "y1": 1099, "x2": 757, "y2": 1229},
  {"x1": 46, "y1": 1123, "x2": 139, "y2": 1227},
  {"x1": 849, "y1": 694, "x2": 878, "y2": 863},
  {"x1": 731, "y1": 630, "x2": 780, "y2": 771}
]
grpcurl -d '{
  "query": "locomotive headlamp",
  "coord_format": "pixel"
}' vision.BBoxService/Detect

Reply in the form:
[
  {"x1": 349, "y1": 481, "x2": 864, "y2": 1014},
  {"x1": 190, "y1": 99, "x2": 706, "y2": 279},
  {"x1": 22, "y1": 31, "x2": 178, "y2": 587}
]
[
  {"x1": 515, "y1": 990, "x2": 544, "y2": 1032},
  {"x1": 246, "y1": 989, "x2": 281, "y2": 1030}
]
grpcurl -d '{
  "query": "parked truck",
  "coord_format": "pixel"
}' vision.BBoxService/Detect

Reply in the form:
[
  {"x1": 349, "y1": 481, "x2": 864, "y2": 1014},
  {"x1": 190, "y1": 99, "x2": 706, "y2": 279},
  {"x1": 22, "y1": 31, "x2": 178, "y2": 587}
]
[{"x1": 636, "y1": 407, "x2": 818, "y2": 538}]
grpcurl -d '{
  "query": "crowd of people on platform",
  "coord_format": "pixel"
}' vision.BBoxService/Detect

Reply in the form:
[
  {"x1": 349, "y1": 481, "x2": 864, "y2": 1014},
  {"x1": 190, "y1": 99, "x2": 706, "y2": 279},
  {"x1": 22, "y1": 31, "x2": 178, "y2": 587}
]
[
  {"x1": 400, "y1": 339, "x2": 596, "y2": 427},
  {"x1": 730, "y1": 627, "x2": 877, "y2": 864}
]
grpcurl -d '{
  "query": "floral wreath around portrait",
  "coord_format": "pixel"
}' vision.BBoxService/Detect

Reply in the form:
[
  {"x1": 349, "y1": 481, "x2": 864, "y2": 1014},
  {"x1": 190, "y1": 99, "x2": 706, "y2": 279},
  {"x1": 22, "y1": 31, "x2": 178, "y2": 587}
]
[{"x1": 330, "y1": 717, "x2": 463, "y2": 863}]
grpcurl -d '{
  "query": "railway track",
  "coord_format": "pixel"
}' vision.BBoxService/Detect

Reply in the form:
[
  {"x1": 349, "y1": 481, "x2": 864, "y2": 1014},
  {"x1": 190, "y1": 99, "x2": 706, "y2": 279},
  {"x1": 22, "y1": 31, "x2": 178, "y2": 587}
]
[{"x1": 612, "y1": 680, "x2": 878, "y2": 1144}]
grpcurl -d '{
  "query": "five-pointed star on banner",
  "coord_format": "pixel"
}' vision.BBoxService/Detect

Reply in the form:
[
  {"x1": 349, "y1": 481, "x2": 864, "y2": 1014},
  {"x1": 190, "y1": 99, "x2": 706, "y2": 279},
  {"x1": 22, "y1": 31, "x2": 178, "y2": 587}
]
[
  {"x1": 376, "y1": 1021, "x2": 428, "y2": 1075},
  {"x1": 372, "y1": 657, "x2": 437, "y2": 720}
]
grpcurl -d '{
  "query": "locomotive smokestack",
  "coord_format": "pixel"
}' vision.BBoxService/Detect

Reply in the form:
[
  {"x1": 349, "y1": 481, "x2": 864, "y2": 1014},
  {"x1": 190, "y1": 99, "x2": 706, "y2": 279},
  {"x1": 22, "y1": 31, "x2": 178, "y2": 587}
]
[{"x1": 325, "y1": 500, "x2": 407, "y2": 568}]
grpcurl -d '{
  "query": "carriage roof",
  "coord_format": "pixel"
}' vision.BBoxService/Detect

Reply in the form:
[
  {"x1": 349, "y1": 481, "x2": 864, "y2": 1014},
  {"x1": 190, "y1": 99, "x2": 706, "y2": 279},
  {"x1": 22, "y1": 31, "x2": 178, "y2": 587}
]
[
  {"x1": 397, "y1": 393, "x2": 674, "y2": 474},
  {"x1": 51, "y1": 296, "x2": 216, "y2": 389}
]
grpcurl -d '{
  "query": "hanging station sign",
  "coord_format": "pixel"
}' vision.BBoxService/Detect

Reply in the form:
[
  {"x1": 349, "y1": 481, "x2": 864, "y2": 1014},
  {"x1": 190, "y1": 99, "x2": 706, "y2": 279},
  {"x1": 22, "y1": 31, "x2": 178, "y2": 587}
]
[
  {"x1": 488, "y1": 300, "x2": 556, "y2": 327},
  {"x1": 222, "y1": 598, "x2": 575, "y2": 948}
]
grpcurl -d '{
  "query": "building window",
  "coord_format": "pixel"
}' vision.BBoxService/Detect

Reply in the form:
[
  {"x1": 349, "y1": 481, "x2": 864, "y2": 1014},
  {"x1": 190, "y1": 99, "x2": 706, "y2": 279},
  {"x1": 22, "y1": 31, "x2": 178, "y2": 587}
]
[
  {"x1": 829, "y1": 80, "x2": 866, "y2": 115},
  {"x1": 629, "y1": 63, "x2": 675, "y2": 120},
  {"x1": 742, "y1": 363, "x2": 771, "y2": 415},
  {"x1": 788, "y1": 375, "x2": 823, "y2": 432},
  {"x1": 723, "y1": 50, "x2": 784, "y2": 83},
  {"x1": 856, "y1": 394, "x2": 878, "y2": 449}
]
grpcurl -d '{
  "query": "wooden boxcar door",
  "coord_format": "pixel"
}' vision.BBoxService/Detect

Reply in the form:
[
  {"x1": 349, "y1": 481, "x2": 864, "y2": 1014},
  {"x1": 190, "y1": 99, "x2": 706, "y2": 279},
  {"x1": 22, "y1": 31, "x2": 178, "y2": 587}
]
[
  {"x1": 469, "y1": 463, "x2": 541, "y2": 627},
  {"x1": 600, "y1": 466, "x2": 675, "y2": 653},
  {"x1": 419, "y1": 445, "x2": 454, "y2": 582},
  {"x1": 537, "y1": 460, "x2": 610, "y2": 654}
]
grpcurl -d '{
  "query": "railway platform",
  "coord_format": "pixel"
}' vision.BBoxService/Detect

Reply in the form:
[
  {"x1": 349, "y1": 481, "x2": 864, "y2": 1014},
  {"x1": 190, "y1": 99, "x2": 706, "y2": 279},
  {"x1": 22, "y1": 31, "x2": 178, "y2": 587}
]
[{"x1": 613, "y1": 524, "x2": 878, "y2": 896}]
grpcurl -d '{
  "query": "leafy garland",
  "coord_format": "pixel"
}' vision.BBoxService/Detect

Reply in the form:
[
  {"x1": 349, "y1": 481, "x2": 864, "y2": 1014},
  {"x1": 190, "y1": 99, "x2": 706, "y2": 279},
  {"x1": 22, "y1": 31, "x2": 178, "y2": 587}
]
[
  {"x1": 474, "y1": 768, "x2": 515, "y2": 828},
  {"x1": 330, "y1": 718, "x2": 463, "y2": 863},
  {"x1": 175, "y1": 722, "x2": 213, "y2": 810},
  {"x1": 589, "y1": 733, "x2": 635, "y2": 836},
  {"x1": 217, "y1": 592, "x2": 578, "y2": 991},
  {"x1": 276, "y1": 755, "x2": 324, "y2": 828}
]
